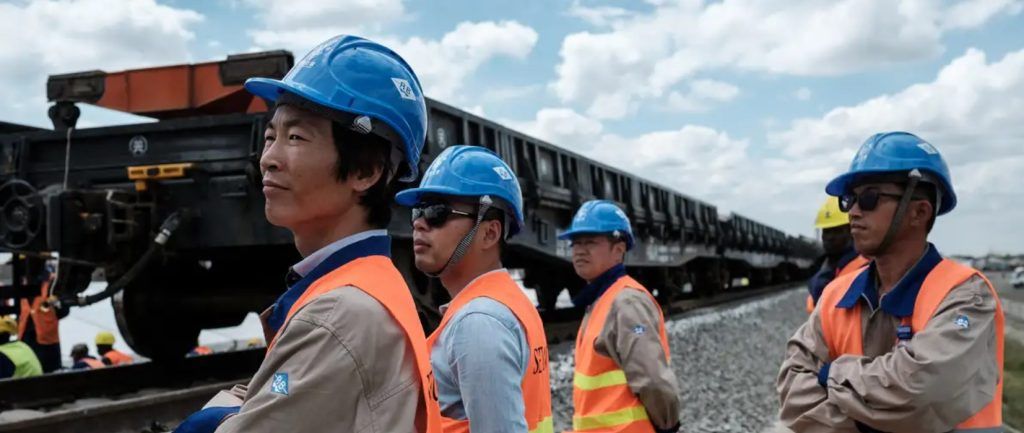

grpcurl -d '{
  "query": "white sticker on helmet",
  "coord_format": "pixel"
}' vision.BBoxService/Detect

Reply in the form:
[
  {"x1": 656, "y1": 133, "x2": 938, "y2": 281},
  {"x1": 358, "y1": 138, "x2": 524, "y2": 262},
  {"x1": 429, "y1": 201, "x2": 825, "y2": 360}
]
[
  {"x1": 392, "y1": 78, "x2": 417, "y2": 101},
  {"x1": 492, "y1": 166, "x2": 513, "y2": 180},
  {"x1": 917, "y1": 142, "x2": 939, "y2": 155}
]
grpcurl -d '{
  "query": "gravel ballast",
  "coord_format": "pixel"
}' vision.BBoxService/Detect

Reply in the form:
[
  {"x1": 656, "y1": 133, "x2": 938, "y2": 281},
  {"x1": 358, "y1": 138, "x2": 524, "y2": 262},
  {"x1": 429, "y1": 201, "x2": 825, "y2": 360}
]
[{"x1": 549, "y1": 287, "x2": 809, "y2": 433}]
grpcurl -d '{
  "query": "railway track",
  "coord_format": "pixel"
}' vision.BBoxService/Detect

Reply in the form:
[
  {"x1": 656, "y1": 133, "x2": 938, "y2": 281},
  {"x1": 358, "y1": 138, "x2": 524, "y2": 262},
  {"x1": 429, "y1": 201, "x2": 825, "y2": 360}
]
[{"x1": 0, "y1": 283, "x2": 800, "y2": 433}]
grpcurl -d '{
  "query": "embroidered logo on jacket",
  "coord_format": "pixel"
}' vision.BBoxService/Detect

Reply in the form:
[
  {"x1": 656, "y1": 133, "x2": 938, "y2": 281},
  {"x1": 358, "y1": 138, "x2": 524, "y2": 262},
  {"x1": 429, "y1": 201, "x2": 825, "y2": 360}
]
[{"x1": 271, "y1": 372, "x2": 290, "y2": 395}]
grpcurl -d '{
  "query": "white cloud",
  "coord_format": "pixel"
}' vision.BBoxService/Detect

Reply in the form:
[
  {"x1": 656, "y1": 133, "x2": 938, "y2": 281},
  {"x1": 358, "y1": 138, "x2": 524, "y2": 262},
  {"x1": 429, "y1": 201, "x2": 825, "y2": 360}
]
[
  {"x1": 245, "y1": 0, "x2": 406, "y2": 50},
  {"x1": 552, "y1": 0, "x2": 1022, "y2": 119},
  {"x1": 526, "y1": 46, "x2": 1024, "y2": 254},
  {"x1": 511, "y1": 107, "x2": 604, "y2": 149},
  {"x1": 566, "y1": 0, "x2": 635, "y2": 27},
  {"x1": 241, "y1": 0, "x2": 539, "y2": 105},
  {"x1": 942, "y1": 0, "x2": 1023, "y2": 29},
  {"x1": 386, "y1": 21, "x2": 539, "y2": 101},
  {"x1": 667, "y1": 79, "x2": 740, "y2": 112},
  {"x1": 766, "y1": 47, "x2": 1024, "y2": 254},
  {"x1": 794, "y1": 87, "x2": 812, "y2": 101},
  {"x1": 0, "y1": 0, "x2": 204, "y2": 127}
]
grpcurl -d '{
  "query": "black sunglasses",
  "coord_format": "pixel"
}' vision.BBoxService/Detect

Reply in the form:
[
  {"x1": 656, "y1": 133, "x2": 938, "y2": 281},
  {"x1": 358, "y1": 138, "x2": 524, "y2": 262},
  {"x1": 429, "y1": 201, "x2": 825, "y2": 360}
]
[
  {"x1": 839, "y1": 189, "x2": 904, "y2": 212},
  {"x1": 411, "y1": 203, "x2": 477, "y2": 228}
]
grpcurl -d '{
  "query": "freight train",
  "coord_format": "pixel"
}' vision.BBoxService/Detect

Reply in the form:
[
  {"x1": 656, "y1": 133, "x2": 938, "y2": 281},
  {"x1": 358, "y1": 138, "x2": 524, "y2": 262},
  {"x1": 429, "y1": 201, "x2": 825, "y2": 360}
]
[{"x1": 0, "y1": 52, "x2": 818, "y2": 360}]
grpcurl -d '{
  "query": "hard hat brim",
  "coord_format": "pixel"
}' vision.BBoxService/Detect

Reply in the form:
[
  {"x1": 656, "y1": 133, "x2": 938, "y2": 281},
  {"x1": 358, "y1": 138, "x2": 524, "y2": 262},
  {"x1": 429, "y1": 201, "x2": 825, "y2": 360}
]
[
  {"x1": 395, "y1": 186, "x2": 524, "y2": 235},
  {"x1": 556, "y1": 228, "x2": 634, "y2": 250},
  {"x1": 826, "y1": 169, "x2": 957, "y2": 215}
]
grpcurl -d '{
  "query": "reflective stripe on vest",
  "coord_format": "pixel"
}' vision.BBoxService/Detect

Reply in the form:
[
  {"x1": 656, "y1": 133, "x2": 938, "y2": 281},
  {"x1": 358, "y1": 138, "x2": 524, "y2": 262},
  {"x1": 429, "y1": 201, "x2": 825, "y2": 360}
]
[
  {"x1": 267, "y1": 255, "x2": 441, "y2": 433},
  {"x1": 18, "y1": 277, "x2": 59, "y2": 345},
  {"x1": 103, "y1": 350, "x2": 134, "y2": 366},
  {"x1": 806, "y1": 255, "x2": 870, "y2": 314},
  {"x1": 0, "y1": 341, "x2": 43, "y2": 378},
  {"x1": 572, "y1": 275, "x2": 669, "y2": 433},
  {"x1": 818, "y1": 259, "x2": 1004, "y2": 430},
  {"x1": 425, "y1": 270, "x2": 552, "y2": 433}
]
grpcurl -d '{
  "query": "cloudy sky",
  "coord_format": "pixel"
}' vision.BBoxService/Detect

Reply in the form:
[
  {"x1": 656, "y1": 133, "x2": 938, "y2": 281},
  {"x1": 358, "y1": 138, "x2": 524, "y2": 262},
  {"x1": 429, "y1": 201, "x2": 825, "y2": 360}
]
[{"x1": 2, "y1": 0, "x2": 1022, "y2": 255}]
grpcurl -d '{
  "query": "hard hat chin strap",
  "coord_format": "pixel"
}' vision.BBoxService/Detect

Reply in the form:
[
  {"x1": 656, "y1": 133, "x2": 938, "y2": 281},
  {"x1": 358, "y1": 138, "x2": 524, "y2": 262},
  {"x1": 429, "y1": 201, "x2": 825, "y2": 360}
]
[
  {"x1": 875, "y1": 169, "x2": 922, "y2": 255},
  {"x1": 427, "y1": 195, "x2": 493, "y2": 279}
]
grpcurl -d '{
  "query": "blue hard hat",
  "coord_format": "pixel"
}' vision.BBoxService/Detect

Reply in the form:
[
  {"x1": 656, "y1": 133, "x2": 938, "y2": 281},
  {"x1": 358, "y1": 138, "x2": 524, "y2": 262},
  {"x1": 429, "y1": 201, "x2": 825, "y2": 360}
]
[
  {"x1": 826, "y1": 132, "x2": 956, "y2": 215},
  {"x1": 245, "y1": 35, "x2": 427, "y2": 182},
  {"x1": 557, "y1": 200, "x2": 635, "y2": 250},
  {"x1": 395, "y1": 145, "x2": 525, "y2": 236}
]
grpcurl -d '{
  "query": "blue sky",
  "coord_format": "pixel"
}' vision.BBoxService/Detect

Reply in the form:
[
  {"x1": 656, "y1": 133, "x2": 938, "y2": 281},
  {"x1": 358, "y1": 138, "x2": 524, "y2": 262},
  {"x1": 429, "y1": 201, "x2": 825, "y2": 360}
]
[{"x1": 2, "y1": 0, "x2": 1023, "y2": 255}]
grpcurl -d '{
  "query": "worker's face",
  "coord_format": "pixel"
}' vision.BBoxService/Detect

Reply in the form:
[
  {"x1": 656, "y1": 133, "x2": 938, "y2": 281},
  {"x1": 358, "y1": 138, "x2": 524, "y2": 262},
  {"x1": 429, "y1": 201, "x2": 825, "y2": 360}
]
[
  {"x1": 820, "y1": 225, "x2": 853, "y2": 257},
  {"x1": 411, "y1": 197, "x2": 503, "y2": 275},
  {"x1": 846, "y1": 182, "x2": 904, "y2": 256},
  {"x1": 570, "y1": 234, "x2": 626, "y2": 282},
  {"x1": 259, "y1": 105, "x2": 379, "y2": 233}
]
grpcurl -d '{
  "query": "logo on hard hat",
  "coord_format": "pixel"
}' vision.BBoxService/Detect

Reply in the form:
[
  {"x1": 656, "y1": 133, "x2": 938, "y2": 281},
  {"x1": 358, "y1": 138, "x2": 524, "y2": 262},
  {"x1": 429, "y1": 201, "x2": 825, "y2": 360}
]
[
  {"x1": 392, "y1": 78, "x2": 417, "y2": 101},
  {"x1": 492, "y1": 166, "x2": 513, "y2": 181},
  {"x1": 917, "y1": 142, "x2": 939, "y2": 155}
]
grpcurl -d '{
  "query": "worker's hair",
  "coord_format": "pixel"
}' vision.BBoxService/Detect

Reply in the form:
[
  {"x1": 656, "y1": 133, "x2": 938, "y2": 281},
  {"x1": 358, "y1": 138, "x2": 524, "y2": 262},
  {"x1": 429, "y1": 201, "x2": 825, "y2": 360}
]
[
  {"x1": 265, "y1": 103, "x2": 396, "y2": 229},
  {"x1": 330, "y1": 123, "x2": 395, "y2": 229}
]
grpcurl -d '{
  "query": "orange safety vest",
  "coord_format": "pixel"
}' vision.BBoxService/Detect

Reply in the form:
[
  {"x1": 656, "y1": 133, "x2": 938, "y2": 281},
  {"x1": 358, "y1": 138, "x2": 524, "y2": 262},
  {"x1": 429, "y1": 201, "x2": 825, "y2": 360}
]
[
  {"x1": 18, "y1": 277, "x2": 59, "y2": 345},
  {"x1": 268, "y1": 255, "x2": 441, "y2": 433},
  {"x1": 425, "y1": 270, "x2": 553, "y2": 433},
  {"x1": 102, "y1": 349, "x2": 134, "y2": 366},
  {"x1": 78, "y1": 357, "x2": 105, "y2": 369},
  {"x1": 818, "y1": 259, "x2": 1004, "y2": 431},
  {"x1": 806, "y1": 255, "x2": 870, "y2": 313},
  {"x1": 570, "y1": 275, "x2": 670, "y2": 433}
]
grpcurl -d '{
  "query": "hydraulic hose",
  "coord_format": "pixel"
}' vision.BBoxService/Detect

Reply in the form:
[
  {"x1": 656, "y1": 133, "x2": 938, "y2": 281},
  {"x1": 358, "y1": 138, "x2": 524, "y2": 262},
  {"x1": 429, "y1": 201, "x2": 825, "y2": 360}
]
[{"x1": 59, "y1": 212, "x2": 182, "y2": 307}]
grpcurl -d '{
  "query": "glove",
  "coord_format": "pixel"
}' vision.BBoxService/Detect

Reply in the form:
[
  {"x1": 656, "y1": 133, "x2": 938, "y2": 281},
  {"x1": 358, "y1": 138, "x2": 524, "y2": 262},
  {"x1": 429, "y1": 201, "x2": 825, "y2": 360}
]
[
  {"x1": 173, "y1": 406, "x2": 240, "y2": 433},
  {"x1": 655, "y1": 422, "x2": 681, "y2": 433}
]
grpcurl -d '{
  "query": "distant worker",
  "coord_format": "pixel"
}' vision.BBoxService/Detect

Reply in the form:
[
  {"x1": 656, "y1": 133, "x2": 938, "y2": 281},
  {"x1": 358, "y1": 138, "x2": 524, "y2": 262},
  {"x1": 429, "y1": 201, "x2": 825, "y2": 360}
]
[
  {"x1": 805, "y1": 197, "x2": 868, "y2": 312},
  {"x1": 70, "y1": 343, "x2": 104, "y2": 370},
  {"x1": 559, "y1": 200, "x2": 680, "y2": 433},
  {"x1": 18, "y1": 263, "x2": 68, "y2": 373},
  {"x1": 244, "y1": 337, "x2": 263, "y2": 349},
  {"x1": 95, "y1": 331, "x2": 133, "y2": 366},
  {"x1": 175, "y1": 34, "x2": 439, "y2": 433},
  {"x1": 778, "y1": 132, "x2": 1004, "y2": 432},
  {"x1": 188, "y1": 344, "x2": 213, "y2": 357},
  {"x1": 0, "y1": 315, "x2": 42, "y2": 378},
  {"x1": 397, "y1": 145, "x2": 552, "y2": 433}
]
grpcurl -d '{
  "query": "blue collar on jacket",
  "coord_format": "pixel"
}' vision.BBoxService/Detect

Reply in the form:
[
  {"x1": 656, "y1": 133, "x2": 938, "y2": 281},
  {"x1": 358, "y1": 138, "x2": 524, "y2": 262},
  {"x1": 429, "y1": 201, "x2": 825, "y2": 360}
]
[
  {"x1": 572, "y1": 263, "x2": 627, "y2": 308},
  {"x1": 266, "y1": 234, "x2": 391, "y2": 333},
  {"x1": 835, "y1": 243, "x2": 943, "y2": 317}
]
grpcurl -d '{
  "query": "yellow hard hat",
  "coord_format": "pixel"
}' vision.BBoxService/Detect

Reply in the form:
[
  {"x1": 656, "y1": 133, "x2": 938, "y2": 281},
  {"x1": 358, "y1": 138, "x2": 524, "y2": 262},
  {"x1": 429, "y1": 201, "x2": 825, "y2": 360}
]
[
  {"x1": 0, "y1": 316, "x2": 17, "y2": 335},
  {"x1": 95, "y1": 331, "x2": 116, "y2": 346},
  {"x1": 814, "y1": 196, "x2": 850, "y2": 229}
]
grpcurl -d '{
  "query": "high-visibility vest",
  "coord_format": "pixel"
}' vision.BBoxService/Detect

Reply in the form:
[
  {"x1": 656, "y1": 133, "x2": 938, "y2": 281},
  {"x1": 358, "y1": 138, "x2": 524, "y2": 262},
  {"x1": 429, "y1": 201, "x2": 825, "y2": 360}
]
[
  {"x1": 425, "y1": 270, "x2": 553, "y2": 433},
  {"x1": 18, "y1": 276, "x2": 59, "y2": 345},
  {"x1": 571, "y1": 275, "x2": 669, "y2": 433},
  {"x1": 268, "y1": 255, "x2": 441, "y2": 433},
  {"x1": 0, "y1": 341, "x2": 43, "y2": 378},
  {"x1": 806, "y1": 255, "x2": 870, "y2": 313},
  {"x1": 818, "y1": 259, "x2": 1004, "y2": 431},
  {"x1": 102, "y1": 349, "x2": 134, "y2": 366}
]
